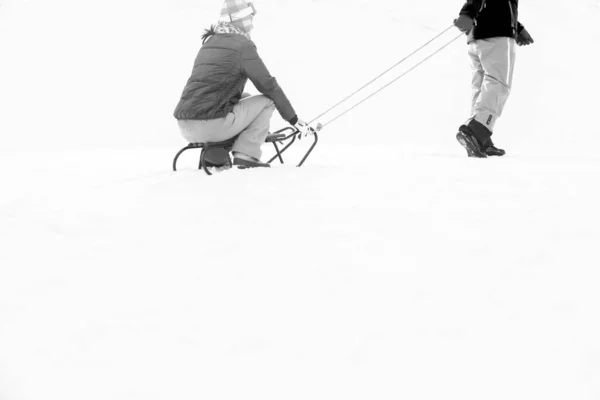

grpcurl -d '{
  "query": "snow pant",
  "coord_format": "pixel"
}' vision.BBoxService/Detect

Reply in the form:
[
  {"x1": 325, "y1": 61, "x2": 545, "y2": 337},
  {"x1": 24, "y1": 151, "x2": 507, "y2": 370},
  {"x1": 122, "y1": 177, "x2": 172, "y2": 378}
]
[
  {"x1": 177, "y1": 94, "x2": 276, "y2": 162},
  {"x1": 467, "y1": 37, "x2": 516, "y2": 144}
]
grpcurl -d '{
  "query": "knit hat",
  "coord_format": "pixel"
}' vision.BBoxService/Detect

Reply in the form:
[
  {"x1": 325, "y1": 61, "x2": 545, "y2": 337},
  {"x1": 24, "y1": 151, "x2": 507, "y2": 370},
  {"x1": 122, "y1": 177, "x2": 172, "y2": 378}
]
[{"x1": 219, "y1": 0, "x2": 256, "y2": 22}]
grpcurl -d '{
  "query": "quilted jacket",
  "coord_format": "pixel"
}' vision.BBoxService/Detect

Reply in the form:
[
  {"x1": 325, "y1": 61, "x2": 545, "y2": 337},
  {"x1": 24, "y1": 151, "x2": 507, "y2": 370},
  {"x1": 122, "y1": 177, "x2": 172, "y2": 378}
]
[{"x1": 174, "y1": 29, "x2": 297, "y2": 123}]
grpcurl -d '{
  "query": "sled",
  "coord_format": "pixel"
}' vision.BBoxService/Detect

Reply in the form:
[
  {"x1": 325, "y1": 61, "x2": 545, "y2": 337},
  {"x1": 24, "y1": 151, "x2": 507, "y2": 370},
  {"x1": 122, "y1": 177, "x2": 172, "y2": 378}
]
[{"x1": 172, "y1": 126, "x2": 319, "y2": 175}]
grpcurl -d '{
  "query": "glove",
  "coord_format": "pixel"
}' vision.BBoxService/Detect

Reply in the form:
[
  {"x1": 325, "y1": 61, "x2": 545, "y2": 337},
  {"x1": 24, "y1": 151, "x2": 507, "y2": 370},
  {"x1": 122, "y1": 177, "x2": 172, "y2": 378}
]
[
  {"x1": 454, "y1": 15, "x2": 474, "y2": 33},
  {"x1": 294, "y1": 118, "x2": 314, "y2": 137},
  {"x1": 516, "y1": 28, "x2": 534, "y2": 46}
]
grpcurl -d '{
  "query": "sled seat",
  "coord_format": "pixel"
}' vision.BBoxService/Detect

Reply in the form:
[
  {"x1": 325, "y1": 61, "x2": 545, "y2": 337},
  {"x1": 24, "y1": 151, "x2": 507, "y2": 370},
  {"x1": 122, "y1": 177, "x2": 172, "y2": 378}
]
[
  {"x1": 173, "y1": 128, "x2": 296, "y2": 175},
  {"x1": 172, "y1": 126, "x2": 319, "y2": 175}
]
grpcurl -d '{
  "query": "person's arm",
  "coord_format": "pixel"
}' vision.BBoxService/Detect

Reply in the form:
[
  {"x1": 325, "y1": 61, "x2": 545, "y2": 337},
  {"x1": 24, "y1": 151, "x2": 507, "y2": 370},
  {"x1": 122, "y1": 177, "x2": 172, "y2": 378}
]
[
  {"x1": 455, "y1": 0, "x2": 483, "y2": 33},
  {"x1": 241, "y1": 42, "x2": 297, "y2": 124},
  {"x1": 459, "y1": 0, "x2": 481, "y2": 19}
]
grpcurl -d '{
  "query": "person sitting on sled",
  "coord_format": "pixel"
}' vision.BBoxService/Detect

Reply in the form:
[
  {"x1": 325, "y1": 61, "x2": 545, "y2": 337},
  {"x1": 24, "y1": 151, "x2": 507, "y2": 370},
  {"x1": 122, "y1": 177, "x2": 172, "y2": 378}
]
[
  {"x1": 173, "y1": 0, "x2": 311, "y2": 168},
  {"x1": 454, "y1": 0, "x2": 534, "y2": 158}
]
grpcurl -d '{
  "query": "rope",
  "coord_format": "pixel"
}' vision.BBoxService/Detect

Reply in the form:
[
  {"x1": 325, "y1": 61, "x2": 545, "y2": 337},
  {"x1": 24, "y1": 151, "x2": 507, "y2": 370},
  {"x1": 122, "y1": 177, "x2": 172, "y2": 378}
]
[
  {"x1": 309, "y1": 24, "x2": 456, "y2": 125},
  {"x1": 319, "y1": 32, "x2": 464, "y2": 129},
  {"x1": 306, "y1": 23, "x2": 464, "y2": 130}
]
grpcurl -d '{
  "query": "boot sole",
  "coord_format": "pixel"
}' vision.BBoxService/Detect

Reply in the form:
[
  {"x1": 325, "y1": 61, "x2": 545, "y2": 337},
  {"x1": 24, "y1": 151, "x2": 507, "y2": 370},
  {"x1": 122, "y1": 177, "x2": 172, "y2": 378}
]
[
  {"x1": 233, "y1": 158, "x2": 271, "y2": 169},
  {"x1": 485, "y1": 149, "x2": 506, "y2": 156},
  {"x1": 456, "y1": 131, "x2": 487, "y2": 158}
]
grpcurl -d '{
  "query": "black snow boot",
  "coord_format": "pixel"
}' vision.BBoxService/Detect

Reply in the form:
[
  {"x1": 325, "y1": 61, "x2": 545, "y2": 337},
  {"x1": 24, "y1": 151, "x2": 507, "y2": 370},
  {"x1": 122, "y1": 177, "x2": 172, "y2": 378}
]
[
  {"x1": 204, "y1": 147, "x2": 232, "y2": 167},
  {"x1": 483, "y1": 145, "x2": 506, "y2": 156},
  {"x1": 456, "y1": 124, "x2": 487, "y2": 158}
]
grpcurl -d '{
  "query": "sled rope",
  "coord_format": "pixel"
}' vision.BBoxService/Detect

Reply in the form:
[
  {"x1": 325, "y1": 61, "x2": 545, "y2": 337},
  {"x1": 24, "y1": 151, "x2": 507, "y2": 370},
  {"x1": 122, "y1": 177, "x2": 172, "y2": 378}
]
[{"x1": 309, "y1": 25, "x2": 463, "y2": 129}]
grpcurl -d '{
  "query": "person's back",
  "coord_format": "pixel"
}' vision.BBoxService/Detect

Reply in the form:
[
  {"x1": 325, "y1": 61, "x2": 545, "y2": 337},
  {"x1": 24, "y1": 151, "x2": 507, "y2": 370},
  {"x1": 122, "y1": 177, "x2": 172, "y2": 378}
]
[{"x1": 174, "y1": 33, "x2": 251, "y2": 121}]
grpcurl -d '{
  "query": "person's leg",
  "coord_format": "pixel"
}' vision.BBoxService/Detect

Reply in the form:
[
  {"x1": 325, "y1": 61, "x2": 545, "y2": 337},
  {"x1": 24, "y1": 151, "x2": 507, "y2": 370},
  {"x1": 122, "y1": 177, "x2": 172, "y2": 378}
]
[
  {"x1": 177, "y1": 94, "x2": 276, "y2": 166},
  {"x1": 224, "y1": 95, "x2": 276, "y2": 160},
  {"x1": 177, "y1": 117, "x2": 236, "y2": 165},
  {"x1": 455, "y1": 42, "x2": 491, "y2": 158},
  {"x1": 471, "y1": 37, "x2": 515, "y2": 137},
  {"x1": 498, "y1": 39, "x2": 517, "y2": 117},
  {"x1": 468, "y1": 42, "x2": 485, "y2": 116}
]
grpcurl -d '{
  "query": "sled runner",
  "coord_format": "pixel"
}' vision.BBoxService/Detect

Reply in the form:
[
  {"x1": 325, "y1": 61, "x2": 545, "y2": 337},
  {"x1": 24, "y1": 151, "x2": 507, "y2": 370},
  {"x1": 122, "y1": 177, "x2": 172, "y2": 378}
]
[{"x1": 172, "y1": 126, "x2": 319, "y2": 175}]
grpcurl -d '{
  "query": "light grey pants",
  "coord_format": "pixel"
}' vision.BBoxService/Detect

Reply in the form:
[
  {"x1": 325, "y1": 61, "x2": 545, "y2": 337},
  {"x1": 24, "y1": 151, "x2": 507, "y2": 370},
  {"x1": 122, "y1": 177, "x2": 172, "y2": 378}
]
[
  {"x1": 468, "y1": 37, "x2": 516, "y2": 133},
  {"x1": 177, "y1": 94, "x2": 276, "y2": 160}
]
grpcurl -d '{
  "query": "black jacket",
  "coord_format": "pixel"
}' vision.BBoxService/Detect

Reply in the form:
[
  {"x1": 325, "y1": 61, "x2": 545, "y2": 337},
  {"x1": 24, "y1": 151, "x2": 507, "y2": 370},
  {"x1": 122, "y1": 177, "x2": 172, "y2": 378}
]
[{"x1": 459, "y1": 0, "x2": 525, "y2": 42}]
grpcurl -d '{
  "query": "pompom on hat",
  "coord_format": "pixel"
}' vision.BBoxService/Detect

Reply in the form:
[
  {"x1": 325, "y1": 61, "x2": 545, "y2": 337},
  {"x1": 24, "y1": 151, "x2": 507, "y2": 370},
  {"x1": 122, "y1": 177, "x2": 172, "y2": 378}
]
[{"x1": 219, "y1": 0, "x2": 257, "y2": 22}]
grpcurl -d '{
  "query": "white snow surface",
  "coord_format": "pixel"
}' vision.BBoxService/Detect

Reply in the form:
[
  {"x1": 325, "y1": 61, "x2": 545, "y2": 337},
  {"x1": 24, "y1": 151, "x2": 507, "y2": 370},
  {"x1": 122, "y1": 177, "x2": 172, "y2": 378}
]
[{"x1": 1, "y1": 0, "x2": 600, "y2": 399}]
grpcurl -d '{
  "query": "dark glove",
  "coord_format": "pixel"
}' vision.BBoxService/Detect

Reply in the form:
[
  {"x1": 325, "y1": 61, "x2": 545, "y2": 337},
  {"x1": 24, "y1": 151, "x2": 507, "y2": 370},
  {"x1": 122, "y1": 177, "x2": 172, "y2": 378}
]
[
  {"x1": 454, "y1": 15, "x2": 474, "y2": 33},
  {"x1": 516, "y1": 28, "x2": 534, "y2": 46}
]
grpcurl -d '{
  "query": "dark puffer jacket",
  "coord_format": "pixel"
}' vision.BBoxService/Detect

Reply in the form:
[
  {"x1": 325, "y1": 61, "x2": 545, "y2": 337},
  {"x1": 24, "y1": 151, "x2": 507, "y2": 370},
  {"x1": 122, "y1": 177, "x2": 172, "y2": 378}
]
[
  {"x1": 174, "y1": 30, "x2": 297, "y2": 123},
  {"x1": 460, "y1": 0, "x2": 525, "y2": 42}
]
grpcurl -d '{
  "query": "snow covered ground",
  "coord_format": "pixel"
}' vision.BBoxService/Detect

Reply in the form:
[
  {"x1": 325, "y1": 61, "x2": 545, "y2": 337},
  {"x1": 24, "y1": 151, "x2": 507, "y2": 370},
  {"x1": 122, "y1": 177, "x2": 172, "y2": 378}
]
[{"x1": 1, "y1": 0, "x2": 600, "y2": 399}]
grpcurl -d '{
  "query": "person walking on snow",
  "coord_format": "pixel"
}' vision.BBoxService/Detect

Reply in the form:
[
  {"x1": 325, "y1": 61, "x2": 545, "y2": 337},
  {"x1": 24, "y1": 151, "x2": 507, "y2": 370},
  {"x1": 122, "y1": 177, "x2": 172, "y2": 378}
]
[
  {"x1": 454, "y1": 0, "x2": 534, "y2": 158},
  {"x1": 173, "y1": 0, "x2": 312, "y2": 169}
]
